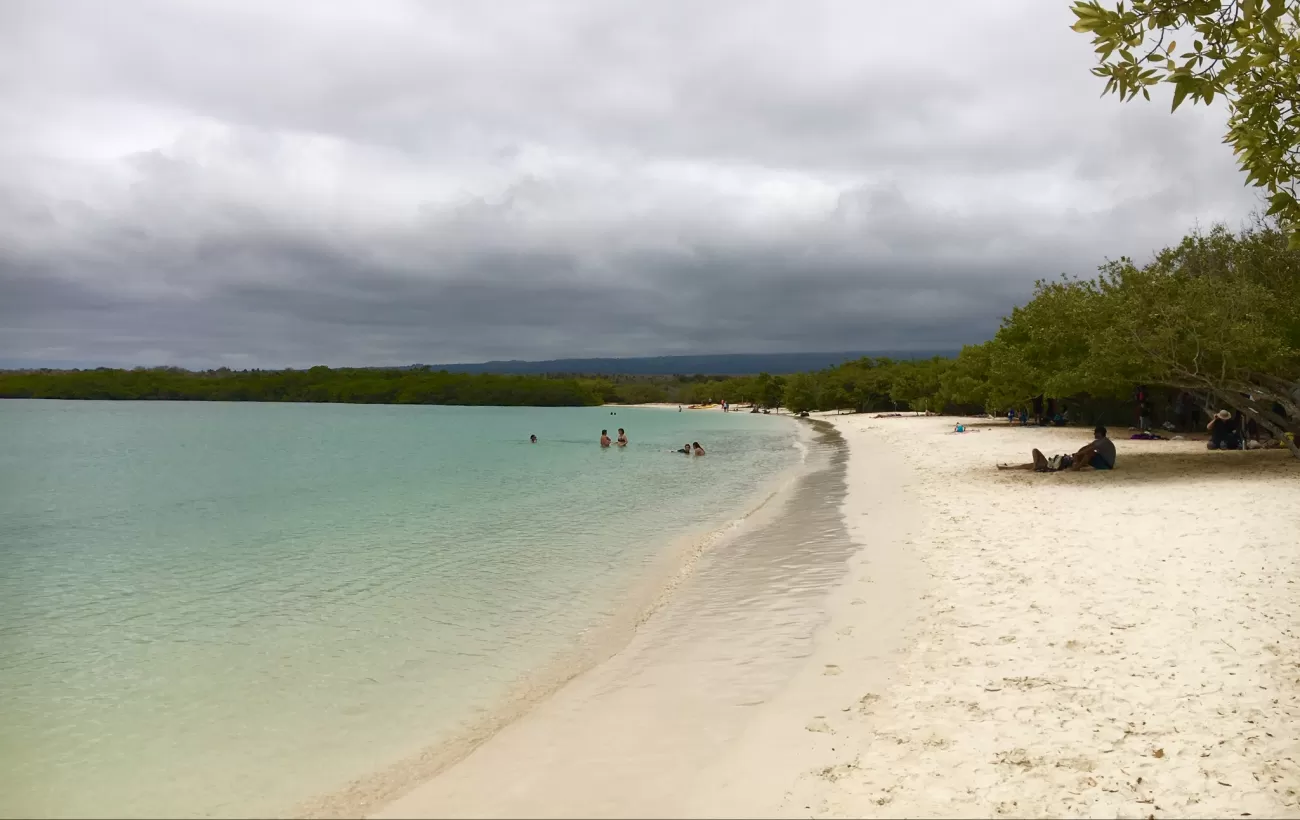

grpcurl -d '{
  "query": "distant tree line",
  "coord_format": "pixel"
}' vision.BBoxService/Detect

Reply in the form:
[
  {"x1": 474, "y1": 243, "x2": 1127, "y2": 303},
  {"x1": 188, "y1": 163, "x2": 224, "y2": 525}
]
[
  {"x1": 5, "y1": 220, "x2": 1296, "y2": 456},
  {"x1": 0, "y1": 366, "x2": 604, "y2": 407}
]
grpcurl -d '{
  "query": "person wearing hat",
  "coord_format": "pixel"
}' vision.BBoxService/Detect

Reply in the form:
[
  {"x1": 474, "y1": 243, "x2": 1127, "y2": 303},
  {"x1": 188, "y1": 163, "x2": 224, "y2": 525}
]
[{"x1": 1207, "y1": 409, "x2": 1241, "y2": 450}]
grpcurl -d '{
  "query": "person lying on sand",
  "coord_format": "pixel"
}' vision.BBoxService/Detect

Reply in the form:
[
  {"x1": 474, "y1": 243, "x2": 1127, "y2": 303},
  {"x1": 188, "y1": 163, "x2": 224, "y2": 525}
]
[{"x1": 997, "y1": 425, "x2": 1116, "y2": 472}]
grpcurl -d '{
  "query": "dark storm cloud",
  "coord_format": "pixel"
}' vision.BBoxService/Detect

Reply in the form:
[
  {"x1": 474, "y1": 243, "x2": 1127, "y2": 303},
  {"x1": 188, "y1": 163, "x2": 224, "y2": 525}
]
[{"x1": 0, "y1": 0, "x2": 1264, "y2": 368}]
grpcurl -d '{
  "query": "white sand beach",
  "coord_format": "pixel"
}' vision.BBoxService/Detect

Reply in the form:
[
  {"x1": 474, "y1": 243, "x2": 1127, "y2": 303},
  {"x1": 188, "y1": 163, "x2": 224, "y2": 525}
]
[
  {"x1": 371, "y1": 415, "x2": 1300, "y2": 819},
  {"x1": 754, "y1": 415, "x2": 1300, "y2": 819}
]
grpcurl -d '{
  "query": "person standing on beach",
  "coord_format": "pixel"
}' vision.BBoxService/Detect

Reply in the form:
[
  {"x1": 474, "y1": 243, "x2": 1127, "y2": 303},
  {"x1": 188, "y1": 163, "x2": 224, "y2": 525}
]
[
  {"x1": 616, "y1": 428, "x2": 628, "y2": 446},
  {"x1": 600, "y1": 430, "x2": 612, "y2": 448}
]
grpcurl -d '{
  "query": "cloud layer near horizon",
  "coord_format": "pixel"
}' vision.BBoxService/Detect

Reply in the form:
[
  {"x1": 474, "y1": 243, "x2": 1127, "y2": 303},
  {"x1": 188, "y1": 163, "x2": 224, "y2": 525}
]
[{"x1": 0, "y1": 0, "x2": 1263, "y2": 368}]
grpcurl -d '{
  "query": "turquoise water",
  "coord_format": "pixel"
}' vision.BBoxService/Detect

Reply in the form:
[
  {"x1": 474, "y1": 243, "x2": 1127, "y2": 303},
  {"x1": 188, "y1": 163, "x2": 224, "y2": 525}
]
[{"x1": 0, "y1": 401, "x2": 800, "y2": 819}]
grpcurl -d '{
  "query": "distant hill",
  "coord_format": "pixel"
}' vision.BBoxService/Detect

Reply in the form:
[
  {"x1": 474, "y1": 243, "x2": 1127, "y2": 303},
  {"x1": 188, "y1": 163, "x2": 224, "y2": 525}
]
[{"x1": 421, "y1": 350, "x2": 957, "y2": 376}]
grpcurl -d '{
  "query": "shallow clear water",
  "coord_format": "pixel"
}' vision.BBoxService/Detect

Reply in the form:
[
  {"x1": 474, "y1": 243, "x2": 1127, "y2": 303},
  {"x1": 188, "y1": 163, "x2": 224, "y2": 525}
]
[{"x1": 0, "y1": 400, "x2": 799, "y2": 819}]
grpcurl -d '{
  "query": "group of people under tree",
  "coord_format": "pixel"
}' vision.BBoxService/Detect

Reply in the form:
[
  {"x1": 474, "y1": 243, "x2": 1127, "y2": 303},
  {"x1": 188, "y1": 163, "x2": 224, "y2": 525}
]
[{"x1": 999, "y1": 425, "x2": 1118, "y2": 473}]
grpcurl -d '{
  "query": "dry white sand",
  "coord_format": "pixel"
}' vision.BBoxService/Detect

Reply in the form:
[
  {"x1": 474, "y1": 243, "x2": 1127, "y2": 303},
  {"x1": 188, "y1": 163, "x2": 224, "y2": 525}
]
[
  {"x1": 368, "y1": 415, "x2": 1300, "y2": 819},
  {"x1": 765, "y1": 415, "x2": 1300, "y2": 819}
]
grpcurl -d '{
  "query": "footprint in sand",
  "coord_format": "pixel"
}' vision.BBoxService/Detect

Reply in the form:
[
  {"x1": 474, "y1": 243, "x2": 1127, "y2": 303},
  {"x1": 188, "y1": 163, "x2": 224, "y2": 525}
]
[
  {"x1": 805, "y1": 717, "x2": 833, "y2": 733},
  {"x1": 823, "y1": 664, "x2": 842, "y2": 676},
  {"x1": 857, "y1": 693, "x2": 881, "y2": 713}
]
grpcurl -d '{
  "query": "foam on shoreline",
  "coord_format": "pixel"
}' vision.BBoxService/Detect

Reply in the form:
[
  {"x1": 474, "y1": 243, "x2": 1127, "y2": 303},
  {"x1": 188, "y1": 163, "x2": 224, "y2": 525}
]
[
  {"x1": 355, "y1": 413, "x2": 1299, "y2": 820},
  {"x1": 295, "y1": 417, "x2": 814, "y2": 819},
  {"x1": 360, "y1": 420, "x2": 880, "y2": 818}
]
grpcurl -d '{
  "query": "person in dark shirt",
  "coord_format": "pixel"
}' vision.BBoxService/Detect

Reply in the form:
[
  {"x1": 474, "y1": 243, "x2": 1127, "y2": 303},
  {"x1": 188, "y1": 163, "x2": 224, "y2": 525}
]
[
  {"x1": 1207, "y1": 410, "x2": 1240, "y2": 450},
  {"x1": 997, "y1": 425, "x2": 1116, "y2": 472}
]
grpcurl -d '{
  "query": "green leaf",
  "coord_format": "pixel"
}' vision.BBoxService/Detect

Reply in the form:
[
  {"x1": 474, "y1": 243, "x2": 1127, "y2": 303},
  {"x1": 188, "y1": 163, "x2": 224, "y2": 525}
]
[
  {"x1": 1265, "y1": 191, "x2": 1295, "y2": 216},
  {"x1": 1171, "y1": 81, "x2": 1191, "y2": 111}
]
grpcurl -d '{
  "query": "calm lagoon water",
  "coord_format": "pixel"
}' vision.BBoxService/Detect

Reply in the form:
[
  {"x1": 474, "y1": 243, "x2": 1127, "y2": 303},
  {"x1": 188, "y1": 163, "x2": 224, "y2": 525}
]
[{"x1": 0, "y1": 400, "x2": 800, "y2": 818}]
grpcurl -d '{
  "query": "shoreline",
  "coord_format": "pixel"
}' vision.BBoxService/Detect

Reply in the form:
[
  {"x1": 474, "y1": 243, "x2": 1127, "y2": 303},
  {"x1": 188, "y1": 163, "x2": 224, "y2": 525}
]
[
  {"x1": 359, "y1": 413, "x2": 1298, "y2": 819},
  {"x1": 680, "y1": 413, "x2": 931, "y2": 817},
  {"x1": 364, "y1": 419, "x2": 870, "y2": 818},
  {"x1": 295, "y1": 415, "x2": 813, "y2": 819}
]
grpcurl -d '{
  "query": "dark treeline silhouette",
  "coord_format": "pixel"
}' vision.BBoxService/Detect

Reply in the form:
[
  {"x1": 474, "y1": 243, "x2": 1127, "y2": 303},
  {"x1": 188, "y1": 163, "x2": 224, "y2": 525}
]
[{"x1": 0, "y1": 366, "x2": 603, "y2": 407}]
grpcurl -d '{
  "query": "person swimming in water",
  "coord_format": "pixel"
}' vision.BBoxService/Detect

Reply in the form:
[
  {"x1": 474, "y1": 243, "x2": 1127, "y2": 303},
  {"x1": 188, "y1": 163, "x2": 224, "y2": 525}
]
[
  {"x1": 529, "y1": 434, "x2": 537, "y2": 443},
  {"x1": 692, "y1": 441, "x2": 705, "y2": 455},
  {"x1": 616, "y1": 428, "x2": 627, "y2": 446},
  {"x1": 677, "y1": 442, "x2": 691, "y2": 454},
  {"x1": 600, "y1": 430, "x2": 612, "y2": 448}
]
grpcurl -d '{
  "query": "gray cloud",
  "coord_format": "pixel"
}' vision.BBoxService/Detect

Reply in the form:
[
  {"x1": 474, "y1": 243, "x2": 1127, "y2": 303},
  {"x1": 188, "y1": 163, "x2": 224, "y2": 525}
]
[{"x1": 0, "y1": 0, "x2": 1264, "y2": 368}]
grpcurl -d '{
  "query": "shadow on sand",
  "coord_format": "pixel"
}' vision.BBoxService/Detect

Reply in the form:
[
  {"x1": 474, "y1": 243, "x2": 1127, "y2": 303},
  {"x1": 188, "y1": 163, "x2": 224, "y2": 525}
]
[{"x1": 985, "y1": 447, "x2": 1298, "y2": 485}]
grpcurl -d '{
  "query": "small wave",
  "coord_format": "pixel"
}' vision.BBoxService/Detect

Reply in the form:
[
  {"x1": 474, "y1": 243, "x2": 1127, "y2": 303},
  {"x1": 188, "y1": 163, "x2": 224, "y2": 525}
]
[{"x1": 296, "y1": 416, "x2": 818, "y2": 819}]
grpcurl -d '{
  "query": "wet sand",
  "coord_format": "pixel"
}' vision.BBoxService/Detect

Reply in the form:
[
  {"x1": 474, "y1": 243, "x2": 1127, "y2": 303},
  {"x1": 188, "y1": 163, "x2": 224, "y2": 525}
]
[
  {"x1": 368, "y1": 414, "x2": 1300, "y2": 819},
  {"x1": 369, "y1": 421, "x2": 922, "y2": 818}
]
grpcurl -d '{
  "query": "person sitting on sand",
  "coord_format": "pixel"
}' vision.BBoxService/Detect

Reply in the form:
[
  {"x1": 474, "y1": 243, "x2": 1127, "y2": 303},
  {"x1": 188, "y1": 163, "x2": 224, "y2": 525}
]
[
  {"x1": 1207, "y1": 410, "x2": 1241, "y2": 450},
  {"x1": 616, "y1": 428, "x2": 628, "y2": 446},
  {"x1": 600, "y1": 430, "x2": 611, "y2": 448},
  {"x1": 692, "y1": 441, "x2": 706, "y2": 456},
  {"x1": 997, "y1": 425, "x2": 1116, "y2": 472}
]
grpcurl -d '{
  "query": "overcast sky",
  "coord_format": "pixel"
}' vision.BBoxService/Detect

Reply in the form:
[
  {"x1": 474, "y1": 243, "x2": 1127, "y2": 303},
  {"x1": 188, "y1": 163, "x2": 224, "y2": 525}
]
[{"x1": 0, "y1": 0, "x2": 1264, "y2": 368}]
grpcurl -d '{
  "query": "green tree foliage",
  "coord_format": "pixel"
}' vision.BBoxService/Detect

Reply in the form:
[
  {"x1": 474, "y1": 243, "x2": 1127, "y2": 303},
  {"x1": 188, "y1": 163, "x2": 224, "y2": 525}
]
[
  {"x1": 782, "y1": 373, "x2": 821, "y2": 413},
  {"x1": 889, "y1": 357, "x2": 952, "y2": 413},
  {"x1": 966, "y1": 219, "x2": 1300, "y2": 456},
  {"x1": 1071, "y1": 0, "x2": 1300, "y2": 244},
  {"x1": 0, "y1": 367, "x2": 604, "y2": 407},
  {"x1": 938, "y1": 343, "x2": 994, "y2": 409}
]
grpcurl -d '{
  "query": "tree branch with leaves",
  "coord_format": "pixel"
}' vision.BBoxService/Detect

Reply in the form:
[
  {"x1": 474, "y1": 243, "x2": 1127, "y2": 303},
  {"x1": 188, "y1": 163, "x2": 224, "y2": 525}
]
[{"x1": 1072, "y1": 0, "x2": 1300, "y2": 245}]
